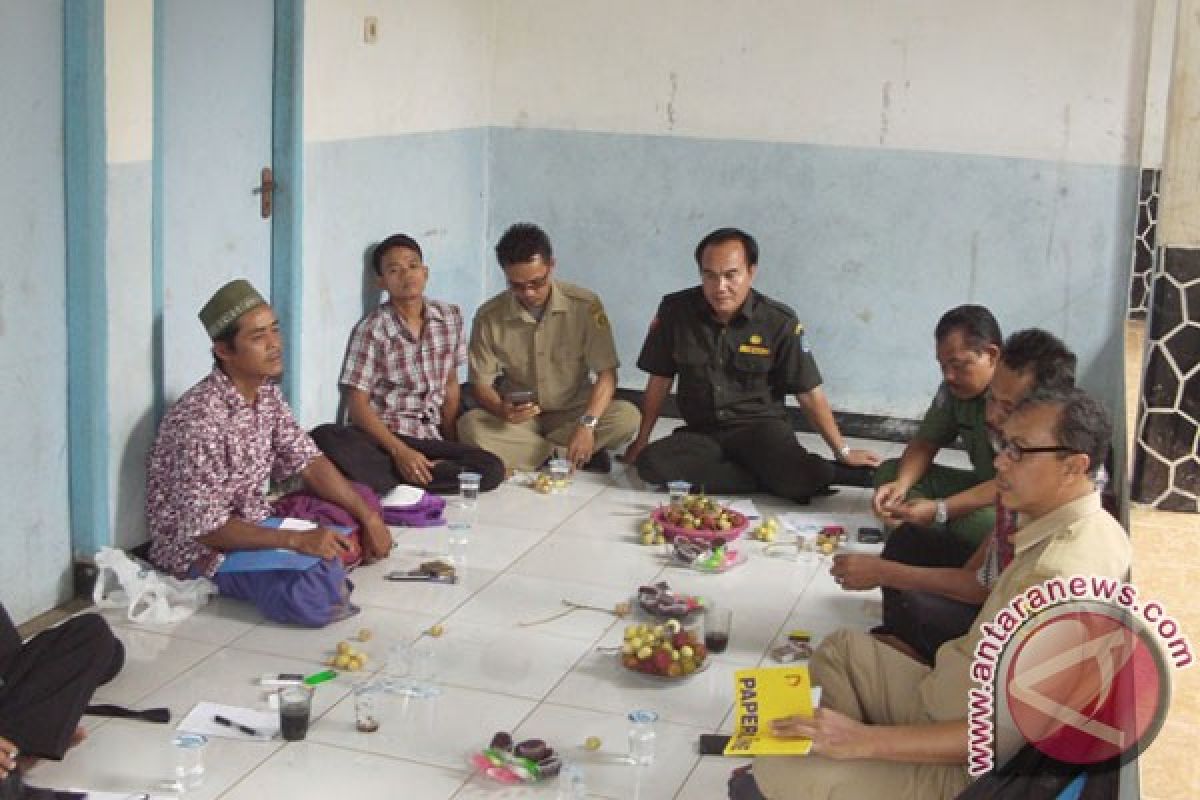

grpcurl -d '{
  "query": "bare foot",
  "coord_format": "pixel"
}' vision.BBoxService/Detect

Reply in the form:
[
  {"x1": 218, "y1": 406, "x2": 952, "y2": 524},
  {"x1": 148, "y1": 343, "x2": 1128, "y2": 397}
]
[{"x1": 68, "y1": 726, "x2": 87, "y2": 750}]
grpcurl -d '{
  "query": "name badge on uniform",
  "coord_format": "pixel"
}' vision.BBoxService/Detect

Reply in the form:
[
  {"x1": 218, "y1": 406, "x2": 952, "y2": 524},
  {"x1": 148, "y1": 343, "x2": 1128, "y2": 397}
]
[{"x1": 738, "y1": 344, "x2": 770, "y2": 356}]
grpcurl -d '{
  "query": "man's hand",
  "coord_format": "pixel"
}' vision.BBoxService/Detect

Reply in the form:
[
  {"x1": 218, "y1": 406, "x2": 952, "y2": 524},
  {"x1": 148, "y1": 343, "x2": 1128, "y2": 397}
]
[
  {"x1": 872, "y1": 481, "x2": 909, "y2": 519},
  {"x1": 621, "y1": 436, "x2": 648, "y2": 465},
  {"x1": 885, "y1": 497, "x2": 938, "y2": 527},
  {"x1": 841, "y1": 448, "x2": 882, "y2": 468},
  {"x1": 0, "y1": 735, "x2": 17, "y2": 780},
  {"x1": 390, "y1": 444, "x2": 435, "y2": 485},
  {"x1": 503, "y1": 401, "x2": 541, "y2": 425},
  {"x1": 287, "y1": 528, "x2": 353, "y2": 560},
  {"x1": 770, "y1": 708, "x2": 875, "y2": 760},
  {"x1": 359, "y1": 514, "x2": 393, "y2": 563},
  {"x1": 830, "y1": 553, "x2": 889, "y2": 591},
  {"x1": 566, "y1": 425, "x2": 596, "y2": 469}
]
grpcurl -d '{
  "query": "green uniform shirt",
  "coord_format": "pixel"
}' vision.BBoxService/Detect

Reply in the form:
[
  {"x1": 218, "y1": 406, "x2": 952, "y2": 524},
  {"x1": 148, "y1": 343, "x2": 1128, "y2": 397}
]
[
  {"x1": 915, "y1": 384, "x2": 996, "y2": 480},
  {"x1": 636, "y1": 287, "x2": 822, "y2": 430}
]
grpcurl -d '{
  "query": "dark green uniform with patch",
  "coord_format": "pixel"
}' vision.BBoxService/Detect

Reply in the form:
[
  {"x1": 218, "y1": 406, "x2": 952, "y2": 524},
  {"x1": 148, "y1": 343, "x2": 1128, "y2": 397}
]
[{"x1": 634, "y1": 287, "x2": 835, "y2": 500}]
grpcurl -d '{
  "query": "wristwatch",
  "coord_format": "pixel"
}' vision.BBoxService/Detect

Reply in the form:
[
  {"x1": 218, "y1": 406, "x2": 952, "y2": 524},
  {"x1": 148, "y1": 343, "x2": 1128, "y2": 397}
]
[
  {"x1": 579, "y1": 414, "x2": 599, "y2": 430},
  {"x1": 837, "y1": 445, "x2": 851, "y2": 462},
  {"x1": 934, "y1": 499, "x2": 949, "y2": 526}
]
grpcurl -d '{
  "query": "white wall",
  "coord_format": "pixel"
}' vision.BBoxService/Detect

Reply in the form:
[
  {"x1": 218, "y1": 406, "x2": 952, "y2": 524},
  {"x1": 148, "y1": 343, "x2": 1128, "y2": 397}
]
[
  {"x1": 0, "y1": 0, "x2": 72, "y2": 622},
  {"x1": 491, "y1": 0, "x2": 1149, "y2": 165}
]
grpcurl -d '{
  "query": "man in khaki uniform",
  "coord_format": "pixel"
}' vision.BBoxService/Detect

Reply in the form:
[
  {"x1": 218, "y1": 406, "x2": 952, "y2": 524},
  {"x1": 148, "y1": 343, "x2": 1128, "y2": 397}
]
[
  {"x1": 735, "y1": 387, "x2": 1131, "y2": 800},
  {"x1": 458, "y1": 223, "x2": 640, "y2": 471}
]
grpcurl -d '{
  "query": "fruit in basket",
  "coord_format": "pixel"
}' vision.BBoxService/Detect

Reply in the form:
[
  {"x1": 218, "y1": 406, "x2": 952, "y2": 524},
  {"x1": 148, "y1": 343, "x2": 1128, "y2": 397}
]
[{"x1": 662, "y1": 494, "x2": 740, "y2": 531}]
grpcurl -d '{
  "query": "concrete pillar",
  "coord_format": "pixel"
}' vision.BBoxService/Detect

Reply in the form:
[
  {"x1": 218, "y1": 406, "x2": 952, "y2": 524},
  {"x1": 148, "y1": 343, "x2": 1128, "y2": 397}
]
[{"x1": 1132, "y1": 0, "x2": 1200, "y2": 510}]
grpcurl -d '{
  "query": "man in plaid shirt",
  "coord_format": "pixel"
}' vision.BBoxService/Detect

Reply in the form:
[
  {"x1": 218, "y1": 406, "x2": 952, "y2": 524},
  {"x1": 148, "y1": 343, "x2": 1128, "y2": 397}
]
[{"x1": 313, "y1": 233, "x2": 505, "y2": 494}]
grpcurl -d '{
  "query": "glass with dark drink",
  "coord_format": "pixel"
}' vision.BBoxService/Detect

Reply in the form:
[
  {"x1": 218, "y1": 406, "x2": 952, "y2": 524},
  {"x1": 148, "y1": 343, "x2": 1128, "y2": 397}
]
[
  {"x1": 278, "y1": 685, "x2": 314, "y2": 741},
  {"x1": 704, "y1": 606, "x2": 732, "y2": 654}
]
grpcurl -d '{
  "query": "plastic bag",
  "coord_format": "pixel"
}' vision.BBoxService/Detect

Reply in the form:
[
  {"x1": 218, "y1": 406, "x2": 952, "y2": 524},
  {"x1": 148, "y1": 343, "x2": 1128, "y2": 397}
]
[{"x1": 92, "y1": 547, "x2": 216, "y2": 624}]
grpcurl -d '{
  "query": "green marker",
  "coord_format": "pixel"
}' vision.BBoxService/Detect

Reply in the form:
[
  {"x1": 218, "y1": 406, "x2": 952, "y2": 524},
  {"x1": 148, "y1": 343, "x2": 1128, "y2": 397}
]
[{"x1": 303, "y1": 669, "x2": 337, "y2": 686}]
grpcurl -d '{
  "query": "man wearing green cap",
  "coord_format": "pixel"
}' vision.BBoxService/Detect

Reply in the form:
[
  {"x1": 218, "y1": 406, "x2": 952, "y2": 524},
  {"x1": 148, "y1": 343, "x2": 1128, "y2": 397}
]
[{"x1": 145, "y1": 280, "x2": 393, "y2": 627}]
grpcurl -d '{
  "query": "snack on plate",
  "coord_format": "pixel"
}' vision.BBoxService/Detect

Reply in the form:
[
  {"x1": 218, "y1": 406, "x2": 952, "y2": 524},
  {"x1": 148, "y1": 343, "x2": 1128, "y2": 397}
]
[
  {"x1": 637, "y1": 581, "x2": 706, "y2": 617},
  {"x1": 673, "y1": 536, "x2": 742, "y2": 572},
  {"x1": 619, "y1": 618, "x2": 709, "y2": 678},
  {"x1": 471, "y1": 731, "x2": 562, "y2": 783}
]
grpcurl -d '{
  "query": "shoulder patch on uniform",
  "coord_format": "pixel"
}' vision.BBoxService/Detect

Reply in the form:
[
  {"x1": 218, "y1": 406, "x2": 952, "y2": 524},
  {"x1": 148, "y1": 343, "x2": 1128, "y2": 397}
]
[
  {"x1": 793, "y1": 322, "x2": 804, "y2": 336},
  {"x1": 590, "y1": 301, "x2": 610, "y2": 329}
]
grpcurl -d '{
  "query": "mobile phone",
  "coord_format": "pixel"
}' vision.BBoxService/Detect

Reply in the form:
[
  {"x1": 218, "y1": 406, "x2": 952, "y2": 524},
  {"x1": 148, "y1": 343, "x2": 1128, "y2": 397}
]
[
  {"x1": 259, "y1": 672, "x2": 305, "y2": 687},
  {"x1": 506, "y1": 390, "x2": 536, "y2": 405},
  {"x1": 856, "y1": 527, "x2": 884, "y2": 544},
  {"x1": 698, "y1": 733, "x2": 732, "y2": 755}
]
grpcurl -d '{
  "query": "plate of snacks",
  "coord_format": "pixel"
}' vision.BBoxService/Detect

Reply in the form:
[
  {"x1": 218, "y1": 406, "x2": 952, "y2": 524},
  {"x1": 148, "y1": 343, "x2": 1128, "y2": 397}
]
[
  {"x1": 618, "y1": 618, "x2": 710, "y2": 680},
  {"x1": 650, "y1": 494, "x2": 749, "y2": 542},
  {"x1": 672, "y1": 536, "x2": 747, "y2": 573},
  {"x1": 636, "y1": 581, "x2": 706, "y2": 618},
  {"x1": 469, "y1": 731, "x2": 562, "y2": 784}
]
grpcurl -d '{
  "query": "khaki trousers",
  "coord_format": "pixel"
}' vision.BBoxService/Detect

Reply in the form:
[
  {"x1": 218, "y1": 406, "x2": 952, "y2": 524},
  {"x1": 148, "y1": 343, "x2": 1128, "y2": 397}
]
[
  {"x1": 456, "y1": 399, "x2": 640, "y2": 471},
  {"x1": 751, "y1": 629, "x2": 972, "y2": 800}
]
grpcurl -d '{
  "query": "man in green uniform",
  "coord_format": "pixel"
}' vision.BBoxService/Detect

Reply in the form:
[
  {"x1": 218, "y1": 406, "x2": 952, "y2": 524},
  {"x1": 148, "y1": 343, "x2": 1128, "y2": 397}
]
[
  {"x1": 458, "y1": 223, "x2": 641, "y2": 472},
  {"x1": 872, "y1": 305, "x2": 1003, "y2": 553},
  {"x1": 624, "y1": 228, "x2": 879, "y2": 502}
]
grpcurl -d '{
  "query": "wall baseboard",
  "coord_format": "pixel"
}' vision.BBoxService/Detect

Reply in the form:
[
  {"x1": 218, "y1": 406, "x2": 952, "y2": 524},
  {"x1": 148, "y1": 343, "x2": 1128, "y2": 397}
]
[{"x1": 613, "y1": 388, "x2": 920, "y2": 444}]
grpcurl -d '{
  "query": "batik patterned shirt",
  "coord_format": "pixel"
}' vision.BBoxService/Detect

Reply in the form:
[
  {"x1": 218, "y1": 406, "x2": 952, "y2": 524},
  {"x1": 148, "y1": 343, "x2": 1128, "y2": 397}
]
[
  {"x1": 145, "y1": 368, "x2": 321, "y2": 578},
  {"x1": 339, "y1": 300, "x2": 465, "y2": 439}
]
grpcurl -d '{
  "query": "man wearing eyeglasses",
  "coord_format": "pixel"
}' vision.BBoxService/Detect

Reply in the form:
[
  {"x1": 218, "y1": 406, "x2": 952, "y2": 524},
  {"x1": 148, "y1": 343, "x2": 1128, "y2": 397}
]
[
  {"x1": 871, "y1": 305, "x2": 1005, "y2": 553},
  {"x1": 625, "y1": 227, "x2": 880, "y2": 502},
  {"x1": 831, "y1": 329, "x2": 1077, "y2": 664},
  {"x1": 457, "y1": 223, "x2": 641, "y2": 472},
  {"x1": 734, "y1": 388, "x2": 1130, "y2": 800}
]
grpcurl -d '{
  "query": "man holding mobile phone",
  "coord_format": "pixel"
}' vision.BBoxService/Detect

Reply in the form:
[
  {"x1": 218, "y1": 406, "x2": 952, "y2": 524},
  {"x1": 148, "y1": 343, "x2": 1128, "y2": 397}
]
[{"x1": 458, "y1": 223, "x2": 641, "y2": 472}]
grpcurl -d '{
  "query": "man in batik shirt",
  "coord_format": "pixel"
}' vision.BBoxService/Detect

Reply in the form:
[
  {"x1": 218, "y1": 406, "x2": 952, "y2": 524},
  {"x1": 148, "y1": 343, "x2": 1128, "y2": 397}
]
[
  {"x1": 312, "y1": 233, "x2": 505, "y2": 494},
  {"x1": 146, "y1": 280, "x2": 392, "y2": 627}
]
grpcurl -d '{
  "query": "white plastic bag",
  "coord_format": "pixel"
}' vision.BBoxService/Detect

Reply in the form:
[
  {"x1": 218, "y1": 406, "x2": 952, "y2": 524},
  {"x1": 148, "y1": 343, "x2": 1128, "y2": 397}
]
[{"x1": 92, "y1": 546, "x2": 216, "y2": 624}]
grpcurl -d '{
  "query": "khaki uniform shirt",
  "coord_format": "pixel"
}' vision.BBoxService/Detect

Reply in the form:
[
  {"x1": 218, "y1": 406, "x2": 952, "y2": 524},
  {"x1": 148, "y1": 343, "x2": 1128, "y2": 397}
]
[
  {"x1": 920, "y1": 492, "x2": 1131, "y2": 722},
  {"x1": 636, "y1": 287, "x2": 822, "y2": 430},
  {"x1": 467, "y1": 280, "x2": 619, "y2": 412}
]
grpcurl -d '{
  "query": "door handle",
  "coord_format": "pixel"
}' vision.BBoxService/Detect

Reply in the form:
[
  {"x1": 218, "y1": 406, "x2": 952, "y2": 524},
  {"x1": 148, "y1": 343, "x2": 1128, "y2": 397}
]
[{"x1": 252, "y1": 166, "x2": 274, "y2": 219}]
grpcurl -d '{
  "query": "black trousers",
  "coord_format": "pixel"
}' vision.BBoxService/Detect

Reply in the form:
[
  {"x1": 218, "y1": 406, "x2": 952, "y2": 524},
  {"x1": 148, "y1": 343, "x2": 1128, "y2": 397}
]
[
  {"x1": 311, "y1": 424, "x2": 506, "y2": 496},
  {"x1": 0, "y1": 605, "x2": 124, "y2": 761},
  {"x1": 635, "y1": 417, "x2": 836, "y2": 501},
  {"x1": 879, "y1": 524, "x2": 981, "y2": 664}
]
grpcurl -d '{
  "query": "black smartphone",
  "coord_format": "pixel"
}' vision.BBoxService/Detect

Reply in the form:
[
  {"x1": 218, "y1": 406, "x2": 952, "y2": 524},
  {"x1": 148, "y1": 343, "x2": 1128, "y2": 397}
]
[
  {"x1": 698, "y1": 733, "x2": 731, "y2": 755},
  {"x1": 856, "y1": 526, "x2": 884, "y2": 544},
  {"x1": 506, "y1": 389, "x2": 536, "y2": 405}
]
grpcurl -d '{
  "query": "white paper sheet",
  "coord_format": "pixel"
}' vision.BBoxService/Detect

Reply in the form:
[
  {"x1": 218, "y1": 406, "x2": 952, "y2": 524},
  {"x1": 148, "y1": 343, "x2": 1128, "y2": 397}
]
[
  {"x1": 381, "y1": 484, "x2": 427, "y2": 508},
  {"x1": 177, "y1": 701, "x2": 278, "y2": 741}
]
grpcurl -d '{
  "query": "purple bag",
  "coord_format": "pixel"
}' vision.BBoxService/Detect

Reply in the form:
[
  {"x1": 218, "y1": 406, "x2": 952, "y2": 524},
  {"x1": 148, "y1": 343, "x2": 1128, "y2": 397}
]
[{"x1": 381, "y1": 491, "x2": 446, "y2": 527}]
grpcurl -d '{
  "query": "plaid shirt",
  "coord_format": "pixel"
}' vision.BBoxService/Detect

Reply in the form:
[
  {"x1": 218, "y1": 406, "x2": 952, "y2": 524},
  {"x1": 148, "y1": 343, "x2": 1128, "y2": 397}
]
[
  {"x1": 145, "y1": 368, "x2": 321, "y2": 579},
  {"x1": 339, "y1": 299, "x2": 466, "y2": 439}
]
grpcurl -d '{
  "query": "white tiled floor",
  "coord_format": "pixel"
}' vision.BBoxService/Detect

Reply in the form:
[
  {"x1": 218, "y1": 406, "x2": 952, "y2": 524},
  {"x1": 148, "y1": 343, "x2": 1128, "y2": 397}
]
[{"x1": 28, "y1": 427, "x2": 941, "y2": 800}]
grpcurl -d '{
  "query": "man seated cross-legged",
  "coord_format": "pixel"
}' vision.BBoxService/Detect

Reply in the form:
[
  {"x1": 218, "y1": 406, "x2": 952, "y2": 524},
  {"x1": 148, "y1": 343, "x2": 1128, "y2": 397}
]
[{"x1": 146, "y1": 280, "x2": 392, "y2": 628}]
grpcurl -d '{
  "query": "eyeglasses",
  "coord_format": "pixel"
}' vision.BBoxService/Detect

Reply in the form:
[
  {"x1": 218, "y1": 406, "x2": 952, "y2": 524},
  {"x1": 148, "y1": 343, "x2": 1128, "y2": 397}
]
[
  {"x1": 507, "y1": 271, "x2": 551, "y2": 293},
  {"x1": 996, "y1": 438, "x2": 1081, "y2": 463}
]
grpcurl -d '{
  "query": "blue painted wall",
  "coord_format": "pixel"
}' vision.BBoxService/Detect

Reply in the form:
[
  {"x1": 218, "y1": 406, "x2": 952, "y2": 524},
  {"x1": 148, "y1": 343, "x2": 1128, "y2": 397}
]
[
  {"x1": 0, "y1": 0, "x2": 72, "y2": 622},
  {"x1": 488, "y1": 128, "x2": 1136, "y2": 420}
]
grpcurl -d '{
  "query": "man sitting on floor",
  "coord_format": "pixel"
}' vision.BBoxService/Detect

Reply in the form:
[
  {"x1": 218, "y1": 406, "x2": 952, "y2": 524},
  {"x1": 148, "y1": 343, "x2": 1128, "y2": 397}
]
[
  {"x1": 872, "y1": 304, "x2": 1005, "y2": 555},
  {"x1": 312, "y1": 233, "x2": 505, "y2": 495},
  {"x1": 0, "y1": 603, "x2": 123, "y2": 799},
  {"x1": 146, "y1": 279, "x2": 392, "y2": 627},
  {"x1": 625, "y1": 227, "x2": 879, "y2": 502},
  {"x1": 457, "y1": 223, "x2": 641, "y2": 472},
  {"x1": 831, "y1": 329, "x2": 1077, "y2": 663},
  {"x1": 731, "y1": 387, "x2": 1131, "y2": 800}
]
